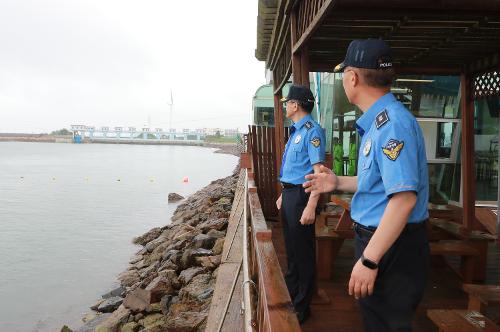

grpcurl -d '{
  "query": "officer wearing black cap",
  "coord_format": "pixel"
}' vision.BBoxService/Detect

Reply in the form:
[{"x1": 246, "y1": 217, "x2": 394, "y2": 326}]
[
  {"x1": 303, "y1": 39, "x2": 429, "y2": 331},
  {"x1": 276, "y1": 84, "x2": 326, "y2": 324}
]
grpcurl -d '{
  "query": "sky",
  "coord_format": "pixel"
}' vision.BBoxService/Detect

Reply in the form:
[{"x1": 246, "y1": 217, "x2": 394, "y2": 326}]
[{"x1": 0, "y1": 0, "x2": 267, "y2": 133}]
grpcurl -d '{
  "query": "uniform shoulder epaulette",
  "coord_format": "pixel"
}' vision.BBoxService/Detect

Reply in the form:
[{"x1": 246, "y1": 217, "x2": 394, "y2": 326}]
[
  {"x1": 375, "y1": 110, "x2": 390, "y2": 129},
  {"x1": 304, "y1": 121, "x2": 313, "y2": 130}
]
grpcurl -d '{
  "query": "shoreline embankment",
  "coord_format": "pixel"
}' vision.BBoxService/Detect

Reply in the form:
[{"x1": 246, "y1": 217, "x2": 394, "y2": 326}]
[{"x1": 60, "y1": 167, "x2": 241, "y2": 332}]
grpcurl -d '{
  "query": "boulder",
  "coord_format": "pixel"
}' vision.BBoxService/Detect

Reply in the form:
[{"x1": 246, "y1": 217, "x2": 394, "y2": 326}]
[
  {"x1": 160, "y1": 295, "x2": 174, "y2": 314},
  {"x1": 60, "y1": 326, "x2": 73, "y2": 332},
  {"x1": 139, "y1": 262, "x2": 159, "y2": 279},
  {"x1": 179, "y1": 267, "x2": 205, "y2": 285},
  {"x1": 129, "y1": 254, "x2": 143, "y2": 264},
  {"x1": 133, "y1": 227, "x2": 162, "y2": 246},
  {"x1": 94, "y1": 305, "x2": 130, "y2": 332},
  {"x1": 102, "y1": 286, "x2": 125, "y2": 299},
  {"x1": 97, "y1": 296, "x2": 123, "y2": 313},
  {"x1": 168, "y1": 193, "x2": 184, "y2": 203},
  {"x1": 198, "y1": 218, "x2": 228, "y2": 232},
  {"x1": 120, "y1": 322, "x2": 140, "y2": 332},
  {"x1": 212, "y1": 238, "x2": 224, "y2": 255},
  {"x1": 195, "y1": 255, "x2": 221, "y2": 270},
  {"x1": 179, "y1": 274, "x2": 212, "y2": 302},
  {"x1": 75, "y1": 313, "x2": 111, "y2": 332},
  {"x1": 158, "y1": 260, "x2": 179, "y2": 273},
  {"x1": 191, "y1": 248, "x2": 213, "y2": 257},
  {"x1": 163, "y1": 311, "x2": 207, "y2": 331},
  {"x1": 123, "y1": 288, "x2": 151, "y2": 313},
  {"x1": 90, "y1": 299, "x2": 106, "y2": 311},
  {"x1": 207, "y1": 229, "x2": 225, "y2": 239},
  {"x1": 146, "y1": 302, "x2": 162, "y2": 313},
  {"x1": 180, "y1": 249, "x2": 195, "y2": 270},
  {"x1": 118, "y1": 270, "x2": 140, "y2": 287},
  {"x1": 192, "y1": 234, "x2": 216, "y2": 249},
  {"x1": 138, "y1": 313, "x2": 165, "y2": 329},
  {"x1": 145, "y1": 276, "x2": 175, "y2": 302}
]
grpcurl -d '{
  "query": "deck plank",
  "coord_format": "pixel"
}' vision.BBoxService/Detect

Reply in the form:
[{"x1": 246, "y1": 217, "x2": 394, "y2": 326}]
[{"x1": 206, "y1": 170, "x2": 245, "y2": 332}]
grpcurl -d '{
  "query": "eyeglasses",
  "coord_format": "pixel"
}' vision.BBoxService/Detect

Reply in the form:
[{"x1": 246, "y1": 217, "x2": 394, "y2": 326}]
[{"x1": 283, "y1": 100, "x2": 297, "y2": 108}]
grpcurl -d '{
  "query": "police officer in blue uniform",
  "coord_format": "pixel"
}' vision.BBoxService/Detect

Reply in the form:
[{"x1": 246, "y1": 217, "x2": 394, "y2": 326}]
[
  {"x1": 276, "y1": 84, "x2": 326, "y2": 324},
  {"x1": 303, "y1": 39, "x2": 430, "y2": 331}
]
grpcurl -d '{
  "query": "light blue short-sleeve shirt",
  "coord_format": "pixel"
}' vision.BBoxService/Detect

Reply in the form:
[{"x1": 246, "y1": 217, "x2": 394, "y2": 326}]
[
  {"x1": 351, "y1": 93, "x2": 429, "y2": 228},
  {"x1": 280, "y1": 114, "x2": 326, "y2": 185}
]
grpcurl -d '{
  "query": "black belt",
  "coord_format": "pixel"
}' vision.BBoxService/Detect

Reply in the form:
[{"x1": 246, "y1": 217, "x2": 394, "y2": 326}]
[
  {"x1": 354, "y1": 221, "x2": 426, "y2": 238},
  {"x1": 281, "y1": 182, "x2": 302, "y2": 189}
]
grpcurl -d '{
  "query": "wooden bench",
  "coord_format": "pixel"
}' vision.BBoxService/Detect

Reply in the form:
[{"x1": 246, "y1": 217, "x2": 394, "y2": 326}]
[
  {"x1": 463, "y1": 284, "x2": 500, "y2": 313},
  {"x1": 430, "y1": 241, "x2": 480, "y2": 283},
  {"x1": 315, "y1": 195, "x2": 354, "y2": 280},
  {"x1": 428, "y1": 309, "x2": 500, "y2": 331}
]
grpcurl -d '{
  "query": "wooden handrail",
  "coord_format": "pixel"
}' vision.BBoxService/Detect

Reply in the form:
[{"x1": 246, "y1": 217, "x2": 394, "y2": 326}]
[{"x1": 244, "y1": 169, "x2": 300, "y2": 332}]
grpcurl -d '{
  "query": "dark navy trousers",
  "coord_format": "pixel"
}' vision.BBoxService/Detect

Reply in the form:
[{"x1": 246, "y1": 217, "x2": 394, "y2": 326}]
[
  {"x1": 354, "y1": 223, "x2": 430, "y2": 332},
  {"x1": 281, "y1": 186, "x2": 315, "y2": 314}
]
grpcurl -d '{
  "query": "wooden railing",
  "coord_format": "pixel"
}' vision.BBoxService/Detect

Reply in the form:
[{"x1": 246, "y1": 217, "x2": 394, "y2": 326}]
[{"x1": 243, "y1": 170, "x2": 300, "y2": 331}]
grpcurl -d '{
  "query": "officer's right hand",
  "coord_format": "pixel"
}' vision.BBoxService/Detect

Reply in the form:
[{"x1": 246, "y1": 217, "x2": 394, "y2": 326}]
[
  {"x1": 303, "y1": 165, "x2": 337, "y2": 194},
  {"x1": 276, "y1": 194, "x2": 282, "y2": 210}
]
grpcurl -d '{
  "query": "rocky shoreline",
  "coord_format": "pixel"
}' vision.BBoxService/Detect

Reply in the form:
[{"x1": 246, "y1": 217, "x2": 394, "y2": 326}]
[{"x1": 63, "y1": 171, "x2": 240, "y2": 332}]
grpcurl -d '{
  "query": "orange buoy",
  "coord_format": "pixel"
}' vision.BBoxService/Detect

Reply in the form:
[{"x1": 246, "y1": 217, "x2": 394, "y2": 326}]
[{"x1": 182, "y1": 176, "x2": 189, "y2": 183}]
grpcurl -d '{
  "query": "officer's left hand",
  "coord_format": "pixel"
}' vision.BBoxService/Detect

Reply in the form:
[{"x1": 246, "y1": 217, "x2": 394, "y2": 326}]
[
  {"x1": 299, "y1": 206, "x2": 316, "y2": 225},
  {"x1": 348, "y1": 259, "x2": 378, "y2": 299}
]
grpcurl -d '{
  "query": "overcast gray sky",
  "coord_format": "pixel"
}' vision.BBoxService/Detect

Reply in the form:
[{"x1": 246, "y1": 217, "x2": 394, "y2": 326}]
[{"x1": 0, "y1": 0, "x2": 266, "y2": 133}]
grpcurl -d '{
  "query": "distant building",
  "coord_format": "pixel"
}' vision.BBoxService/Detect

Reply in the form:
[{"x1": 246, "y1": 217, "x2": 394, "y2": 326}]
[{"x1": 223, "y1": 128, "x2": 239, "y2": 137}]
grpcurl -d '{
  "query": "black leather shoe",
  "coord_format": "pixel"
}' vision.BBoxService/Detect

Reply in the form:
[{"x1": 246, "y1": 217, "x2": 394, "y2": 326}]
[{"x1": 296, "y1": 308, "x2": 311, "y2": 325}]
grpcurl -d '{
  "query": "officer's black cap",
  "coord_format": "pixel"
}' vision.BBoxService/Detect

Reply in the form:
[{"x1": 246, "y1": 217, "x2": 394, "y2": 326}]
[
  {"x1": 334, "y1": 39, "x2": 393, "y2": 73},
  {"x1": 280, "y1": 84, "x2": 315, "y2": 104}
]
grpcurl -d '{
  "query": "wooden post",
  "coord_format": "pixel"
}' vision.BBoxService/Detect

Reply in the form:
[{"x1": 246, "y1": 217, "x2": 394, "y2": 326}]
[
  {"x1": 301, "y1": 46, "x2": 310, "y2": 86},
  {"x1": 273, "y1": 78, "x2": 284, "y2": 198},
  {"x1": 290, "y1": 9, "x2": 302, "y2": 84},
  {"x1": 460, "y1": 73, "x2": 477, "y2": 233},
  {"x1": 498, "y1": 114, "x2": 500, "y2": 236}
]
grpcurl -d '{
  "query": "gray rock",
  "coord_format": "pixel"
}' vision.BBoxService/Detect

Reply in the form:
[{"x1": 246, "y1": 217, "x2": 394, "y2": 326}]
[
  {"x1": 161, "y1": 249, "x2": 179, "y2": 262},
  {"x1": 94, "y1": 304, "x2": 130, "y2": 332},
  {"x1": 179, "y1": 267, "x2": 205, "y2": 285},
  {"x1": 158, "y1": 260, "x2": 179, "y2": 273},
  {"x1": 118, "y1": 270, "x2": 140, "y2": 287},
  {"x1": 135, "y1": 313, "x2": 144, "y2": 321},
  {"x1": 207, "y1": 229, "x2": 225, "y2": 239},
  {"x1": 160, "y1": 295, "x2": 173, "y2": 314},
  {"x1": 197, "y1": 288, "x2": 214, "y2": 301},
  {"x1": 193, "y1": 233, "x2": 216, "y2": 249},
  {"x1": 199, "y1": 218, "x2": 228, "y2": 232},
  {"x1": 133, "y1": 227, "x2": 162, "y2": 246},
  {"x1": 180, "y1": 249, "x2": 195, "y2": 270},
  {"x1": 123, "y1": 288, "x2": 151, "y2": 313},
  {"x1": 179, "y1": 273, "x2": 212, "y2": 302},
  {"x1": 162, "y1": 311, "x2": 207, "y2": 331},
  {"x1": 74, "y1": 313, "x2": 112, "y2": 332},
  {"x1": 97, "y1": 296, "x2": 123, "y2": 313},
  {"x1": 191, "y1": 248, "x2": 213, "y2": 257},
  {"x1": 90, "y1": 299, "x2": 106, "y2": 311},
  {"x1": 168, "y1": 193, "x2": 184, "y2": 203},
  {"x1": 145, "y1": 275, "x2": 175, "y2": 302},
  {"x1": 102, "y1": 286, "x2": 125, "y2": 299}
]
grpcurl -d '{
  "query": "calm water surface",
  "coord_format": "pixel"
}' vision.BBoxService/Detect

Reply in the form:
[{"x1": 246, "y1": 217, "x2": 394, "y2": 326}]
[{"x1": 0, "y1": 142, "x2": 237, "y2": 332}]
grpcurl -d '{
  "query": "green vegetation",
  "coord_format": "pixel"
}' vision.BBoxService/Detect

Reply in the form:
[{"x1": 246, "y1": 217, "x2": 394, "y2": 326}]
[{"x1": 50, "y1": 128, "x2": 72, "y2": 135}]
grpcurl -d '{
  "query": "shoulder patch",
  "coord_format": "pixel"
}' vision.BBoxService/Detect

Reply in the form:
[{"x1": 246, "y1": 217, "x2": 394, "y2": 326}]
[
  {"x1": 375, "y1": 110, "x2": 390, "y2": 129},
  {"x1": 305, "y1": 121, "x2": 313, "y2": 130},
  {"x1": 382, "y1": 139, "x2": 404, "y2": 161},
  {"x1": 310, "y1": 137, "x2": 321, "y2": 148}
]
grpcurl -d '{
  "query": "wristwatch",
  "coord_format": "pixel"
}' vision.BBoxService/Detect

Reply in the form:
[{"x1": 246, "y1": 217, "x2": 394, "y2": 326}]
[{"x1": 361, "y1": 254, "x2": 378, "y2": 270}]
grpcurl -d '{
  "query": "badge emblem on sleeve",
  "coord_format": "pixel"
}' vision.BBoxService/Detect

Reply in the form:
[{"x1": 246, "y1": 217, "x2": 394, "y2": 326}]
[
  {"x1": 305, "y1": 121, "x2": 313, "y2": 130},
  {"x1": 310, "y1": 137, "x2": 321, "y2": 148},
  {"x1": 294, "y1": 135, "x2": 302, "y2": 144},
  {"x1": 382, "y1": 139, "x2": 404, "y2": 161},
  {"x1": 363, "y1": 139, "x2": 372, "y2": 156}
]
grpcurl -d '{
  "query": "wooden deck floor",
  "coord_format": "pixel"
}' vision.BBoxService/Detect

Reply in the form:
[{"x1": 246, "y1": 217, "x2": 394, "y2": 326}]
[
  {"x1": 269, "y1": 221, "x2": 500, "y2": 331},
  {"x1": 206, "y1": 170, "x2": 245, "y2": 332}
]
